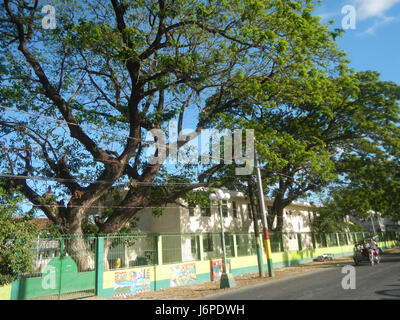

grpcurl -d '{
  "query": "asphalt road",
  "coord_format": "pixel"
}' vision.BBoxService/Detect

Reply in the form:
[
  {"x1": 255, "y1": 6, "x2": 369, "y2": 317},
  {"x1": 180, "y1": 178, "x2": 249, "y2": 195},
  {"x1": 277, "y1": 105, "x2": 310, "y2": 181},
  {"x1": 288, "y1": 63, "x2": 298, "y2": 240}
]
[{"x1": 204, "y1": 251, "x2": 400, "y2": 300}]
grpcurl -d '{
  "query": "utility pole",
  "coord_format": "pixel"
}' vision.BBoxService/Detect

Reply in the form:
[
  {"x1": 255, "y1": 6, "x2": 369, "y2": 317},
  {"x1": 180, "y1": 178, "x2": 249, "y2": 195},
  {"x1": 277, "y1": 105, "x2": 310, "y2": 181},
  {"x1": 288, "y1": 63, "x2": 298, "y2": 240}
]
[
  {"x1": 369, "y1": 211, "x2": 377, "y2": 235},
  {"x1": 255, "y1": 151, "x2": 274, "y2": 277},
  {"x1": 209, "y1": 190, "x2": 236, "y2": 288},
  {"x1": 248, "y1": 175, "x2": 264, "y2": 277}
]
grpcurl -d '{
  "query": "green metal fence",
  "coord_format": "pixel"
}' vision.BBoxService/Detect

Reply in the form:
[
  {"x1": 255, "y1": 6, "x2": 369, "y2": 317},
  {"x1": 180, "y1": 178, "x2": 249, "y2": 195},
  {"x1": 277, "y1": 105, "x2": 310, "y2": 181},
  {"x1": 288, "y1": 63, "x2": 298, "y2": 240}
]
[
  {"x1": 269, "y1": 232, "x2": 284, "y2": 252},
  {"x1": 236, "y1": 233, "x2": 257, "y2": 256},
  {"x1": 161, "y1": 233, "x2": 199, "y2": 265},
  {"x1": 20, "y1": 235, "x2": 97, "y2": 300},
  {"x1": 202, "y1": 233, "x2": 234, "y2": 261},
  {"x1": 314, "y1": 233, "x2": 328, "y2": 248},
  {"x1": 24, "y1": 231, "x2": 399, "y2": 274},
  {"x1": 9, "y1": 230, "x2": 399, "y2": 300},
  {"x1": 103, "y1": 233, "x2": 157, "y2": 270}
]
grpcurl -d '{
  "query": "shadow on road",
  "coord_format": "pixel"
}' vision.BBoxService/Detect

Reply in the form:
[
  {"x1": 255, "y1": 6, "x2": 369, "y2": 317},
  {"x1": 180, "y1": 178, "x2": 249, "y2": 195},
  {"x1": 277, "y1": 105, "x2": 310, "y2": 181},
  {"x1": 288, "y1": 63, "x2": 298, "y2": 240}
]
[
  {"x1": 377, "y1": 256, "x2": 400, "y2": 263},
  {"x1": 374, "y1": 252, "x2": 400, "y2": 299},
  {"x1": 375, "y1": 285, "x2": 400, "y2": 299}
]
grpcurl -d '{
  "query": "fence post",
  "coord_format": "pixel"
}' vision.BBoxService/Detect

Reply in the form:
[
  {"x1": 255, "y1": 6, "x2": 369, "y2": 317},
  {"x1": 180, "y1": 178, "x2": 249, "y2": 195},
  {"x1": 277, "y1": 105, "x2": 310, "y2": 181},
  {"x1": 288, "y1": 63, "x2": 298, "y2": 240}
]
[
  {"x1": 95, "y1": 236, "x2": 105, "y2": 297},
  {"x1": 347, "y1": 233, "x2": 352, "y2": 245},
  {"x1": 57, "y1": 238, "x2": 64, "y2": 300},
  {"x1": 297, "y1": 233, "x2": 303, "y2": 251},
  {"x1": 324, "y1": 234, "x2": 329, "y2": 247},
  {"x1": 280, "y1": 233, "x2": 285, "y2": 252},
  {"x1": 311, "y1": 232, "x2": 316, "y2": 249},
  {"x1": 232, "y1": 234, "x2": 238, "y2": 257},
  {"x1": 156, "y1": 234, "x2": 163, "y2": 265},
  {"x1": 198, "y1": 234, "x2": 204, "y2": 261}
]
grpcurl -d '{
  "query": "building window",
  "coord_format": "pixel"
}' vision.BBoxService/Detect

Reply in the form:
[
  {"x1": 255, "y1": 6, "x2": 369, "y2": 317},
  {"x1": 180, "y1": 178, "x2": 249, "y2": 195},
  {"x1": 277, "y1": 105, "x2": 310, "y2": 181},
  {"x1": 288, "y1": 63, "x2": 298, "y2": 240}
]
[
  {"x1": 191, "y1": 237, "x2": 197, "y2": 255},
  {"x1": 222, "y1": 200, "x2": 228, "y2": 217},
  {"x1": 232, "y1": 201, "x2": 238, "y2": 218},
  {"x1": 201, "y1": 206, "x2": 211, "y2": 217},
  {"x1": 189, "y1": 207, "x2": 194, "y2": 216},
  {"x1": 203, "y1": 235, "x2": 214, "y2": 252}
]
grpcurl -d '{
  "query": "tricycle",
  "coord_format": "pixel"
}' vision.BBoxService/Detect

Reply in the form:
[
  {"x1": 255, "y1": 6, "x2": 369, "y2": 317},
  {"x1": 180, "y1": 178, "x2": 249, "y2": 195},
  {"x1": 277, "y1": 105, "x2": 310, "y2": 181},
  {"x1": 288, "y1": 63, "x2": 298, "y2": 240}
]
[{"x1": 353, "y1": 239, "x2": 380, "y2": 266}]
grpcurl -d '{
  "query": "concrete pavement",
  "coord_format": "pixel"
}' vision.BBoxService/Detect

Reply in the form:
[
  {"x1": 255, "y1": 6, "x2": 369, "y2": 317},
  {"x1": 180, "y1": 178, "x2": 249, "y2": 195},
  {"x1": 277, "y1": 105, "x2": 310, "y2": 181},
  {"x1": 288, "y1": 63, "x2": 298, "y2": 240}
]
[{"x1": 202, "y1": 250, "x2": 400, "y2": 300}]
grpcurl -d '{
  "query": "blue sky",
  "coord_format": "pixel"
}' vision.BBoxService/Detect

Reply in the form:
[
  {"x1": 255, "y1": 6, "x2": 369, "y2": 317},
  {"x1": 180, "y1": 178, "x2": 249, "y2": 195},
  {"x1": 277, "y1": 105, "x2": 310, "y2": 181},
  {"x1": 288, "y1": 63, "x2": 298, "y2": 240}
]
[
  {"x1": 13, "y1": 1, "x2": 400, "y2": 214},
  {"x1": 314, "y1": 0, "x2": 400, "y2": 84}
]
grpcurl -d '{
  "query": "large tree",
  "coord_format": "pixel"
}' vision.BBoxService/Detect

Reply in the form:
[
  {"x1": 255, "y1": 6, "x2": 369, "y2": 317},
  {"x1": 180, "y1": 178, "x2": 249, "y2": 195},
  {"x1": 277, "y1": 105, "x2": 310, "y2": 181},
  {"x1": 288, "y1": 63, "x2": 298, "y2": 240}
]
[
  {"x1": 319, "y1": 155, "x2": 400, "y2": 225},
  {"x1": 0, "y1": 0, "x2": 348, "y2": 241},
  {"x1": 316, "y1": 71, "x2": 400, "y2": 227},
  {"x1": 208, "y1": 68, "x2": 400, "y2": 231}
]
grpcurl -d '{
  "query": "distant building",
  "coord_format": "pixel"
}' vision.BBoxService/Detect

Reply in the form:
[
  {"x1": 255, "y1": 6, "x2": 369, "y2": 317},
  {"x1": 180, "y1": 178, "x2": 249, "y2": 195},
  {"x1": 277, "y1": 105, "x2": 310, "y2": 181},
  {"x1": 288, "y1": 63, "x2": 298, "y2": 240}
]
[
  {"x1": 132, "y1": 190, "x2": 315, "y2": 234},
  {"x1": 350, "y1": 212, "x2": 400, "y2": 233}
]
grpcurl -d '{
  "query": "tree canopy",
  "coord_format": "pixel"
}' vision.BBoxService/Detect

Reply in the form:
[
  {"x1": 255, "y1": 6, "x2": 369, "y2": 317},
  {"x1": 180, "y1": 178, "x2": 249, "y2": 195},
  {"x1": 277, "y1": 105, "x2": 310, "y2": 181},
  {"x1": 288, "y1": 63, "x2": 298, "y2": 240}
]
[
  {"x1": 0, "y1": 179, "x2": 39, "y2": 286},
  {"x1": 0, "y1": 0, "x2": 354, "y2": 235},
  {"x1": 207, "y1": 68, "x2": 400, "y2": 230}
]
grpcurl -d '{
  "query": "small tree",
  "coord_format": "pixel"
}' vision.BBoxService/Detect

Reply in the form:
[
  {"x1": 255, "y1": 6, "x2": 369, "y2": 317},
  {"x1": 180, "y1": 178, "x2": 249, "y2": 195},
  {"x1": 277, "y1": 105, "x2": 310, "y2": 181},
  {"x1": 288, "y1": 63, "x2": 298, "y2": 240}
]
[
  {"x1": 0, "y1": 179, "x2": 39, "y2": 286},
  {"x1": 309, "y1": 200, "x2": 364, "y2": 233}
]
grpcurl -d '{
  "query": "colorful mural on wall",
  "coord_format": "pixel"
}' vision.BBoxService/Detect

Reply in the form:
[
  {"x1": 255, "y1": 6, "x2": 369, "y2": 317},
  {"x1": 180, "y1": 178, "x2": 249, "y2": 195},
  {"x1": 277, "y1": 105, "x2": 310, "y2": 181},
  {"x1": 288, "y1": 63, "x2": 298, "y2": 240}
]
[
  {"x1": 170, "y1": 263, "x2": 196, "y2": 287},
  {"x1": 210, "y1": 259, "x2": 231, "y2": 281},
  {"x1": 114, "y1": 269, "x2": 151, "y2": 296}
]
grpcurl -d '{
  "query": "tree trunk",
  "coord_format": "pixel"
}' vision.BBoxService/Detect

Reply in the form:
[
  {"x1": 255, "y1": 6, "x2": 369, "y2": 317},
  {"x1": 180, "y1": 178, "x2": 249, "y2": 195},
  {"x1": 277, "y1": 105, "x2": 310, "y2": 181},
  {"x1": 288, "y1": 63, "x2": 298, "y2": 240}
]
[
  {"x1": 272, "y1": 198, "x2": 285, "y2": 232},
  {"x1": 61, "y1": 209, "x2": 95, "y2": 271},
  {"x1": 65, "y1": 236, "x2": 95, "y2": 271},
  {"x1": 248, "y1": 179, "x2": 260, "y2": 238}
]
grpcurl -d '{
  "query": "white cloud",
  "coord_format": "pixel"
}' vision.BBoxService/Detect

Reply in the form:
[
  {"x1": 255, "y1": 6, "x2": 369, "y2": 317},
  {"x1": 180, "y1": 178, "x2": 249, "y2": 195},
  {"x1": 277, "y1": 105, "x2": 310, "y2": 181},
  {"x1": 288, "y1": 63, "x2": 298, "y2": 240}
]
[
  {"x1": 364, "y1": 16, "x2": 397, "y2": 34},
  {"x1": 354, "y1": 0, "x2": 400, "y2": 20}
]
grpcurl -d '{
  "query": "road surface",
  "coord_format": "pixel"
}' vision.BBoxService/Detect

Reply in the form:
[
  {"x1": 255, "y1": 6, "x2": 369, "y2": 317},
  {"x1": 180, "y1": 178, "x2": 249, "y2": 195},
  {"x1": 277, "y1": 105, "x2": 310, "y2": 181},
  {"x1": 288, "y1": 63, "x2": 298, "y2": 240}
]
[{"x1": 203, "y1": 251, "x2": 400, "y2": 300}]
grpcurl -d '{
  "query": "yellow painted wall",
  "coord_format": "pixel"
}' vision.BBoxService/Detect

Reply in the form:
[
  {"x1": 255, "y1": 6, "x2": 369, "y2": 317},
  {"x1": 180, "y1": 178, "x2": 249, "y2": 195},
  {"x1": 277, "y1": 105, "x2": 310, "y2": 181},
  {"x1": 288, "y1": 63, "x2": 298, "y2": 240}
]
[
  {"x1": 103, "y1": 240, "x2": 398, "y2": 292},
  {"x1": 0, "y1": 284, "x2": 12, "y2": 300}
]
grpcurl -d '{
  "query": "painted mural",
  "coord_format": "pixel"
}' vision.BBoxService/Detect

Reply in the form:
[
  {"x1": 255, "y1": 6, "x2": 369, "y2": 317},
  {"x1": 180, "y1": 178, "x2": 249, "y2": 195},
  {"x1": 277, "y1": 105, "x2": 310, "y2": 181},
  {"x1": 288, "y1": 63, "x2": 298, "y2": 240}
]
[
  {"x1": 210, "y1": 259, "x2": 231, "y2": 281},
  {"x1": 114, "y1": 269, "x2": 151, "y2": 296},
  {"x1": 170, "y1": 263, "x2": 196, "y2": 287}
]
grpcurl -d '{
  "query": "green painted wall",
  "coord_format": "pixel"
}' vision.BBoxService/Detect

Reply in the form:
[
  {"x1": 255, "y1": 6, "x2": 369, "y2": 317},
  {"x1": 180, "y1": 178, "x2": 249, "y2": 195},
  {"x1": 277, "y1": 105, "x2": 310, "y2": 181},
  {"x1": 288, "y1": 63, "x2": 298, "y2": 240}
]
[
  {"x1": 101, "y1": 239, "x2": 398, "y2": 298},
  {"x1": 4, "y1": 235, "x2": 398, "y2": 300}
]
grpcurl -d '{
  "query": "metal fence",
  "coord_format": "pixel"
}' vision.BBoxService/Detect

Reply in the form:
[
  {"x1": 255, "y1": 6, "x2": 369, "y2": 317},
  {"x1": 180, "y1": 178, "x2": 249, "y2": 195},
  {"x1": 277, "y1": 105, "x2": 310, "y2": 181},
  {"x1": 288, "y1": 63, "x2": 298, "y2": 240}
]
[
  {"x1": 21, "y1": 235, "x2": 97, "y2": 300},
  {"x1": 100, "y1": 231, "x2": 398, "y2": 268},
  {"x1": 161, "y1": 233, "x2": 199, "y2": 264},
  {"x1": 103, "y1": 234, "x2": 156, "y2": 270},
  {"x1": 201, "y1": 233, "x2": 234, "y2": 261},
  {"x1": 236, "y1": 233, "x2": 257, "y2": 256},
  {"x1": 6, "y1": 230, "x2": 399, "y2": 300},
  {"x1": 23, "y1": 231, "x2": 399, "y2": 271},
  {"x1": 15, "y1": 231, "x2": 400, "y2": 278}
]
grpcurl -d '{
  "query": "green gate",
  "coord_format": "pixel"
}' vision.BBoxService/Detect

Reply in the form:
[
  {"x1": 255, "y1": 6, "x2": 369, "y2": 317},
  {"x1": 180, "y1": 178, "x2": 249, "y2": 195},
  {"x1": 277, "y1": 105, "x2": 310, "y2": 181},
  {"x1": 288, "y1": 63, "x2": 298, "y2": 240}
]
[{"x1": 14, "y1": 236, "x2": 97, "y2": 300}]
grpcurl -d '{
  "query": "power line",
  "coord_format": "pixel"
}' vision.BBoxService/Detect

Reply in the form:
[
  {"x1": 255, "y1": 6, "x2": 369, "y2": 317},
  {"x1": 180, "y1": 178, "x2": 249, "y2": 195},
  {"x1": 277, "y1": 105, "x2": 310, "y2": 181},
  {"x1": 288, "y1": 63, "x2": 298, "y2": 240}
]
[
  {"x1": 0, "y1": 161, "x2": 322, "y2": 197},
  {"x1": 1, "y1": 105, "x2": 143, "y2": 145},
  {"x1": 0, "y1": 199, "x2": 315, "y2": 211},
  {"x1": 1, "y1": 105, "x2": 212, "y2": 154},
  {"x1": 1, "y1": 105, "x2": 252, "y2": 163},
  {"x1": 0, "y1": 107, "x2": 324, "y2": 194},
  {"x1": 0, "y1": 173, "x2": 206, "y2": 186},
  {"x1": 0, "y1": 142, "x2": 229, "y2": 168},
  {"x1": 0, "y1": 202, "x2": 222, "y2": 210},
  {"x1": 0, "y1": 106, "x2": 235, "y2": 168}
]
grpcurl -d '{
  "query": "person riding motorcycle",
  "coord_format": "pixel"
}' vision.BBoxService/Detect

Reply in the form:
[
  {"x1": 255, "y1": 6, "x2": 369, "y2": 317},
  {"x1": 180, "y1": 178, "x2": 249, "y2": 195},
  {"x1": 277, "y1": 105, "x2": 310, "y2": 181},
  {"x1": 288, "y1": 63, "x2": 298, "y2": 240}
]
[
  {"x1": 368, "y1": 238, "x2": 380, "y2": 262},
  {"x1": 369, "y1": 238, "x2": 378, "y2": 250}
]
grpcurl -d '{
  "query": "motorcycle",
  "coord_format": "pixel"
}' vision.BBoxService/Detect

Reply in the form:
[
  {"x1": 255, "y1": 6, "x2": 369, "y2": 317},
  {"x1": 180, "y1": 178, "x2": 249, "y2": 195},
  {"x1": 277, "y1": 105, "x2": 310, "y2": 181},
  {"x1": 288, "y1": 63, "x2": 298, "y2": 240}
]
[{"x1": 353, "y1": 241, "x2": 380, "y2": 266}]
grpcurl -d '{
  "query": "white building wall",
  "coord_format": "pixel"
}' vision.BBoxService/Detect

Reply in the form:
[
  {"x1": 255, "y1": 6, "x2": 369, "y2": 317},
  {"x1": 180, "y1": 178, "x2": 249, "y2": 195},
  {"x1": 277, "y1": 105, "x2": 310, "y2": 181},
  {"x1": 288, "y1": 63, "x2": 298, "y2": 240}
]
[
  {"x1": 134, "y1": 206, "x2": 182, "y2": 233},
  {"x1": 133, "y1": 194, "x2": 315, "y2": 235}
]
